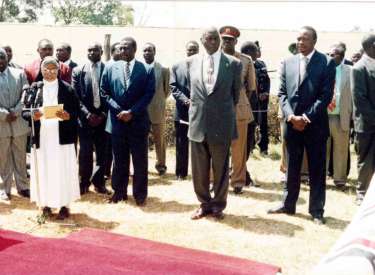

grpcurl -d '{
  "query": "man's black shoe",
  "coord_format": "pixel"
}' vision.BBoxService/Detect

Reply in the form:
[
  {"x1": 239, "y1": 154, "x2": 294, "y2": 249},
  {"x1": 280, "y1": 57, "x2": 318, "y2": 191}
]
[
  {"x1": 233, "y1": 187, "x2": 243, "y2": 194},
  {"x1": 267, "y1": 206, "x2": 295, "y2": 215},
  {"x1": 95, "y1": 186, "x2": 112, "y2": 195},
  {"x1": 18, "y1": 189, "x2": 30, "y2": 198},
  {"x1": 108, "y1": 193, "x2": 127, "y2": 203},
  {"x1": 312, "y1": 215, "x2": 325, "y2": 225}
]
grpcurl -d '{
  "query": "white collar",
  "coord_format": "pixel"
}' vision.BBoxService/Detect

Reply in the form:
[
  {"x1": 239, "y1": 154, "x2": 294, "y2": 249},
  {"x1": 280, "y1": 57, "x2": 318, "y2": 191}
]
[
  {"x1": 64, "y1": 59, "x2": 71, "y2": 66},
  {"x1": 125, "y1": 58, "x2": 135, "y2": 67},
  {"x1": 363, "y1": 53, "x2": 375, "y2": 64},
  {"x1": 204, "y1": 49, "x2": 221, "y2": 60},
  {"x1": 299, "y1": 49, "x2": 315, "y2": 61}
]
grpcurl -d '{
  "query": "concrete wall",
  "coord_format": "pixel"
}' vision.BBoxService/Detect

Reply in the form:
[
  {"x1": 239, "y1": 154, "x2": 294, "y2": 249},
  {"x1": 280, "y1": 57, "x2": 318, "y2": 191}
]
[{"x1": 1, "y1": 23, "x2": 367, "y2": 93}]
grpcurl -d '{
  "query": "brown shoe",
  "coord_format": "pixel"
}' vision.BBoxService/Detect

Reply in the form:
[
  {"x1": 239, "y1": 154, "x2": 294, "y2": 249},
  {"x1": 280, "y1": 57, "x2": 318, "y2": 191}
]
[
  {"x1": 191, "y1": 208, "x2": 210, "y2": 220},
  {"x1": 56, "y1": 207, "x2": 70, "y2": 220}
]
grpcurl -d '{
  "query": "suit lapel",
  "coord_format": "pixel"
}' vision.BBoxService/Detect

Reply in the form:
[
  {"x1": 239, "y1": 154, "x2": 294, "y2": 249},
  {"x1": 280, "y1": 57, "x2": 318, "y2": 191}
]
[
  {"x1": 198, "y1": 55, "x2": 208, "y2": 95},
  {"x1": 299, "y1": 51, "x2": 318, "y2": 86},
  {"x1": 212, "y1": 53, "x2": 226, "y2": 93},
  {"x1": 154, "y1": 62, "x2": 162, "y2": 87},
  {"x1": 128, "y1": 61, "x2": 140, "y2": 90}
]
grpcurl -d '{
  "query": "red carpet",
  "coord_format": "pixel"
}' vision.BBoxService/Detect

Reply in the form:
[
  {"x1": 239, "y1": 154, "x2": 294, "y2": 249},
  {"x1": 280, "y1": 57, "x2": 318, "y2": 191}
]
[{"x1": 0, "y1": 228, "x2": 281, "y2": 274}]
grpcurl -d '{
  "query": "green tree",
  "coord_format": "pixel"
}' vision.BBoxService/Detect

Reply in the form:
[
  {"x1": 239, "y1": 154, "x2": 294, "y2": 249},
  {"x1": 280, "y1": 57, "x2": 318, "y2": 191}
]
[
  {"x1": 52, "y1": 0, "x2": 134, "y2": 26},
  {"x1": 0, "y1": 0, "x2": 47, "y2": 22}
]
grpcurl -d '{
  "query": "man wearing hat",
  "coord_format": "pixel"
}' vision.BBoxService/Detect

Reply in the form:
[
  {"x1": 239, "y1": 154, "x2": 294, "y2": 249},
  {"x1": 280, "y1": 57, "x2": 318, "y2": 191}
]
[{"x1": 220, "y1": 26, "x2": 257, "y2": 194}]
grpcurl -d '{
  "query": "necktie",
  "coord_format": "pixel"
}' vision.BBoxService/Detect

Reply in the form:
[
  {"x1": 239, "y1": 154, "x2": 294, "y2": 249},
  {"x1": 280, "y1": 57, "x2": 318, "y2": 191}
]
[
  {"x1": 91, "y1": 63, "x2": 100, "y2": 108},
  {"x1": 299, "y1": 56, "x2": 308, "y2": 84},
  {"x1": 207, "y1": 55, "x2": 214, "y2": 85},
  {"x1": 124, "y1": 62, "x2": 131, "y2": 90}
]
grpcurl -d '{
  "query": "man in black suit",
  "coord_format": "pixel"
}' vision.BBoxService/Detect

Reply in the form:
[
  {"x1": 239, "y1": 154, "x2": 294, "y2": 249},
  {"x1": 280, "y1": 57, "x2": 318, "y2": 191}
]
[
  {"x1": 56, "y1": 42, "x2": 78, "y2": 72},
  {"x1": 72, "y1": 43, "x2": 110, "y2": 195},
  {"x1": 352, "y1": 34, "x2": 375, "y2": 205},
  {"x1": 268, "y1": 26, "x2": 336, "y2": 225},
  {"x1": 171, "y1": 40, "x2": 199, "y2": 180},
  {"x1": 188, "y1": 27, "x2": 242, "y2": 220},
  {"x1": 101, "y1": 37, "x2": 155, "y2": 206}
]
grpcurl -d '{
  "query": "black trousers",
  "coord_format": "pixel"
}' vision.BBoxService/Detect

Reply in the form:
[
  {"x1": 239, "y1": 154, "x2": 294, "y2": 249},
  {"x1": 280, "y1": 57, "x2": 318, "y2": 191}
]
[
  {"x1": 78, "y1": 127, "x2": 107, "y2": 189},
  {"x1": 283, "y1": 127, "x2": 327, "y2": 217},
  {"x1": 256, "y1": 99, "x2": 269, "y2": 152},
  {"x1": 104, "y1": 132, "x2": 113, "y2": 177},
  {"x1": 112, "y1": 130, "x2": 148, "y2": 201},
  {"x1": 175, "y1": 121, "x2": 189, "y2": 177},
  {"x1": 245, "y1": 122, "x2": 256, "y2": 183}
]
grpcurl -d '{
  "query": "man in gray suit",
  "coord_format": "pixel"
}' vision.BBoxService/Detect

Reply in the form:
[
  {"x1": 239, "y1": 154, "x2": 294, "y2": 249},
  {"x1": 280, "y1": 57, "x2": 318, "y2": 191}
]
[
  {"x1": 143, "y1": 43, "x2": 170, "y2": 175},
  {"x1": 326, "y1": 44, "x2": 352, "y2": 187},
  {"x1": 0, "y1": 49, "x2": 30, "y2": 200},
  {"x1": 352, "y1": 34, "x2": 375, "y2": 205},
  {"x1": 188, "y1": 27, "x2": 242, "y2": 220}
]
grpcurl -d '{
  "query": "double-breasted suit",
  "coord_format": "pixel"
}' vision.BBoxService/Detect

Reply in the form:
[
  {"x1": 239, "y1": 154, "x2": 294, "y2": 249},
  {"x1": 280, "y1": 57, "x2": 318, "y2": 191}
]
[{"x1": 188, "y1": 51, "x2": 242, "y2": 212}]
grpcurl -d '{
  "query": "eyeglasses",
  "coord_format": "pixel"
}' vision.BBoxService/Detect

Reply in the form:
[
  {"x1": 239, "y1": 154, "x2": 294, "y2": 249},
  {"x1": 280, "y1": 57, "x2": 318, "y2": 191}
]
[{"x1": 42, "y1": 68, "x2": 58, "y2": 73}]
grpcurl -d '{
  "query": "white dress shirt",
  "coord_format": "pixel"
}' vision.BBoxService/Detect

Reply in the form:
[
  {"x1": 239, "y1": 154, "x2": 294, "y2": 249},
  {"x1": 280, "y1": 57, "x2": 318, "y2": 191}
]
[
  {"x1": 143, "y1": 61, "x2": 154, "y2": 70},
  {"x1": 299, "y1": 49, "x2": 315, "y2": 83},
  {"x1": 203, "y1": 49, "x2": 221, "y2": 95}
]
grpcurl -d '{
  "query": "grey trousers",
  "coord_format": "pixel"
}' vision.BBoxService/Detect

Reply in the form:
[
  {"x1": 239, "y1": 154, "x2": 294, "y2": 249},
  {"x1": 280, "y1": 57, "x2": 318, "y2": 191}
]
[
  {"x1": 356, "y1": 132, "x2": 375, "y2": 195},
  {"x1": 326, "y1": 115, "x2": 350, "y2": 182},
  {"x1": 0, "y1": 134, "x2": 29, "y2": 194},
  {"x1": 190, "y1": 140, "x2": 230, "y2": 212}
]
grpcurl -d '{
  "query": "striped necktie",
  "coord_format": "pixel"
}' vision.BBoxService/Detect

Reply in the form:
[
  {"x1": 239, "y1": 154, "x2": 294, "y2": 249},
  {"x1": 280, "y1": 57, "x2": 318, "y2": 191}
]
[{"x1": 124, "y1": 62, "x2": 131, "y2": 89}]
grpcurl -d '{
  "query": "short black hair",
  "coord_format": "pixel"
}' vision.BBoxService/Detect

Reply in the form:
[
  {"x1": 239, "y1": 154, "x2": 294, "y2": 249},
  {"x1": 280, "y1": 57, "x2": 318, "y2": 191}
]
[
  {"x1": 301, "y1": 26, "x2": 317, "y2": 41},
  {"x1": 38, "y1": 39, "x2": 53, "y2": 49},
  {"x1": 362, "y1": 34, "x2": 375, "y2": 52},
  {"x1": 240, "y1": 41, "x2": 258, "y2": 55},
  {"x1": 330, "y1": 43, "x2": 346, "y2": 57},
  {"x1": 144, "y1": 42, "x2": 156, "y2": 51},
  {"x1": 121, "y1": 37, "x2": 137, "y2": 50},
  {"x1": 186, "y1": 40, "x2": 199, "y2": 49},
  {"x1": 111, "y1": 42, "x2": 120, "y2": 54},
  {"x1": 57, "y1": 43, "x2": 72, "y2": 54}
]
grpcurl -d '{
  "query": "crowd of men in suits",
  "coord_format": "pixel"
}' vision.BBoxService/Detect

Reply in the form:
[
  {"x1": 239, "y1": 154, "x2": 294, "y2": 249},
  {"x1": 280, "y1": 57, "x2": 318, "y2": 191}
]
[{"x1": 0, "y1": 25, "x2": 374, "y2": 225}]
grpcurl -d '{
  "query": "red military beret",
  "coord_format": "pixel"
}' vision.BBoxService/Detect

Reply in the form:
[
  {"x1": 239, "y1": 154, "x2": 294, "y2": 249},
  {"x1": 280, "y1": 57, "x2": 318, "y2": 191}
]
[{"x1": 219, "y1": 26, "x2": 240, "y2": 38}]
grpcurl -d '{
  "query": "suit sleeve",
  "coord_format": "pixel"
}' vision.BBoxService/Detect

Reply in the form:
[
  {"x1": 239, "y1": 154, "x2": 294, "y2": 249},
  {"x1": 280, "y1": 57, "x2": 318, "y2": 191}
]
[
  {"x1": 171, "y1": 63, "x2": 190, "y2": 104},
  {"x1": 100, "y1": 65, "x2": 123, "y2": 116},
  {"x1": 244, "y1": 59, "x2": 256, "y2": 101},
  {"x1": 163, "y1": 67, "x2": 170, "y2": 98},
  {"x1": 72, "y1": 67, "x2": 90, "y2": 119},
  {"x1": 232, "y1": 60, "x2": 242, "y2": 105},
  {"x1": 129, "y1": 67, "x2": 156, "y2": 115},
  {"x1": 304, "y1": 58, "x2": 335, "y2": 122},
  {"x1": 352, "y1": 65, "x2": 375, "y2": 124},
  {"x1": 278, "y1": 60, "x2": 294, "y2": 119},
  {"x1": 10, "y1": 71, "x2": 28, "y2": 117}
]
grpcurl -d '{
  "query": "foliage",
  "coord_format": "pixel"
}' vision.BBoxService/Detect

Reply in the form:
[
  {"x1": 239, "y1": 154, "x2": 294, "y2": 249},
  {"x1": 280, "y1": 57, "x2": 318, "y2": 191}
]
[
  {"x1": 52, "y1": 0, "x2": 134, "y2": 26},
  {"x1": 0, "y1": 0, "x2": 47, "y2": 22}
]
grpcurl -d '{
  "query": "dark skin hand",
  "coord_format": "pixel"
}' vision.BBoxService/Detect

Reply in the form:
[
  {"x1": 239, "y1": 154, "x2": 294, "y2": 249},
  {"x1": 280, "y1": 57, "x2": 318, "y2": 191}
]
[
  {"x1": 32, "y1": 110, "x2": 43, "y2": 121},
  {"x1": 289, "y1": 115, "x2": 308, "y2": 131},
  {"x1": 117, "y1": 110, "x2": 132, "y2": 122},
  {"x1": 6, "y1": 112, "x2": 17, "y2": 122},
  {"x1": 56, "y1": 110, "x2": 70, "y2": 120},
  {"x1": 87, "y1": 113, "x2": 104, "y2": 127}
]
